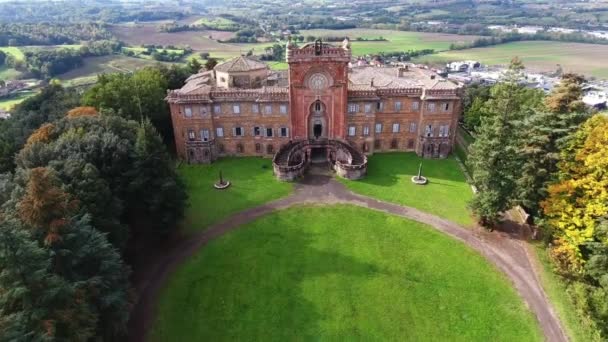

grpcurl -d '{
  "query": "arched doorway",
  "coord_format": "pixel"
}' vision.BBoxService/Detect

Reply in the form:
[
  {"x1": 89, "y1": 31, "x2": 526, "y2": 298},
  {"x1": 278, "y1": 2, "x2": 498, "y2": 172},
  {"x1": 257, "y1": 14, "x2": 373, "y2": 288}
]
[{"x1": 308, "y1": 100, "x2": 327, "y2": 139}]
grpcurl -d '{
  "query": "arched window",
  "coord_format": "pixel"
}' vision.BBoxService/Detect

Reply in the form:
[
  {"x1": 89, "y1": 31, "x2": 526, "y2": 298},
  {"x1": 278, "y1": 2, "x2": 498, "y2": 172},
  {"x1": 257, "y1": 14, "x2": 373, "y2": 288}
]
[
  {"x1": 391, "y1": 139, "x2": 399, "y2": 149},
  {"x1": 362, "y1": 142, "x2": 369, "y2": 152},
  {"x1": 236, "y1": 143, "x2": 244, "y2": 153},
  {"x1": 255, "y1": 143, "x2": 261, "y2": 153},
  {"x1": 315, "y1": 100, "x2": 321, "y2": 112},
  {"x1": 266, "y1": 144, "x2": 274, "y2": 154}
]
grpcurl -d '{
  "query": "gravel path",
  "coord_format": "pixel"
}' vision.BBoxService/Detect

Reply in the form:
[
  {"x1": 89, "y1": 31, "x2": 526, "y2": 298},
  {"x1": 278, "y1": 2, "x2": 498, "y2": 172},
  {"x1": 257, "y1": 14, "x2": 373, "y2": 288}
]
[{"x1": 128, "y1": 168, "x2": 567, "y2": 342}]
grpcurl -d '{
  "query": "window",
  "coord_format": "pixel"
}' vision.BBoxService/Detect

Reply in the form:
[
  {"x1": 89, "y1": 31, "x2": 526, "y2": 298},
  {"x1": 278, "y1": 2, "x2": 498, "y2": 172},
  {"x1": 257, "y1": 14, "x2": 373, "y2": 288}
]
[
  {"x1": 439, "y1": 125, "x2": 450, "y2": 137},
  {"x1": 236, "y1": 143, "x2": 244, "y2": 153},
  {"x1": 216, "y1": 127, "x2": 224, "y2": 137},
  {"x1": 348, "y1": 126, "x2": 356, "y2": 136},
  {"x1": 391, "y1": 139, "x2": 399, "y2": 149},
  {"x1": 425, "y1": 125, "x2": 433, "y2": 137},
  {"x1": 214, "y1": 104, "x2": 221, "y2": 114},
  {"x1": 266, "y1": 144, "x2": 274, "y2": 154},
  {"x1": 280, "y1": 104, "x2": 288, "y2": 115},
  {"x1": 265, "y1": 105, "x2": 272, "y2": 115},
  {"x1": 375, "y1": 123, "x2": 383, "y2": 133},
  {"x1": 443, "y1": 102, "x2": 450, "y2": 112},
  {"x1": 201, "y1": 106, "x2": 208, "y2": 116},
  {"x1": 427, "y1": 103, "x2": 436, "y2": 112},
  {"x1": 392, "y1": 123, "x2": 400, "y2": 133},
  {"x1": 377, "y1": 102, "x2": 383, "y2": 111},
  {"x1": 362, "y1": 142, "x2": 369, "y2": 152},
  {"x1": 266, "y1": 127, "x2": 274, "y2": 137},
  {"x1": 253, "y1": 126, "x2": 261, "y2": 136},
  {"x1": 234, "y1": 127, "x2": 244, "y2": 137},
  {"x1": 411, "y1": 101, "x2": 419, "y2": 111},
  {"x1": 252, "y1": 104, "x2": 259, "y2": 114},
  {"x1": 232, "y1": 104, "x2": 240, "y2": 114},
  {"x1": 314, "y1": 101, "x2": 322, "y2": 111},
  {"x1": 409, "y1": 122, "x2": 417, "y2": 133},
  {"x1": 218, "y1": 144, "x2": 225, "y2": 153},
  {"x1": 200, "y1": 129, "x2": 210, "y2": 141},
  {"x1": 363, "y1": 125, "x2": 370, "y2": 136},
  {"x1": 280, "y1": 127, "x2": 289, "y2": 137},
  {"x1": 374, "y1": 140, "x2": 381, "y2": 149},
  {"x1": 255, "y1": 143, "x2": 261, "y2": 153},
  {"x1": 187, "y1": 130, "x2": 195, "y2": 140},
  {"x1": 394, "y1": 101, "x2": 402, "y2": 111},
  {"x1": 184, "y1": 106, "x2": 193, "y2": 117},
  {"x1": 348, "y1": 103, "x2": 359, "y2": 113},
  {"x1": 407, "y1": 139, "x2": 415, "y2": 149},
  {"x1": 364, "y1": 103, "x2": 372, "y2": 113}
]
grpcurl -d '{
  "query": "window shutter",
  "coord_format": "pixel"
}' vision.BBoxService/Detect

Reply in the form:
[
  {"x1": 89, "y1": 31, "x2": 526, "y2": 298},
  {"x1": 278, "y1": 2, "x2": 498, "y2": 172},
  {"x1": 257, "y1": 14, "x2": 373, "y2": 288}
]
[
  {"x1": 286, "y1": 127, "x2": 289, "y2": 137},
  {"x1": 232, "y1": 127, "x2": 236, "y2": 136}
]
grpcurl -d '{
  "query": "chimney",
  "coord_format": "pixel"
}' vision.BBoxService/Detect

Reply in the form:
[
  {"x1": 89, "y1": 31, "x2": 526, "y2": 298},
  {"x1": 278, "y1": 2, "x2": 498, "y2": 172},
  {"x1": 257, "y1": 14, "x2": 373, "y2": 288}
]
[
  {"x1": 370, "y1": 77, "x2": 374, "y2": 87},
  {"x1": 398, "y1": 65, "x2": 409, "y2": 77},
  {"x1": 430, "y1": 75, "x2": 436, "y2": 80}
]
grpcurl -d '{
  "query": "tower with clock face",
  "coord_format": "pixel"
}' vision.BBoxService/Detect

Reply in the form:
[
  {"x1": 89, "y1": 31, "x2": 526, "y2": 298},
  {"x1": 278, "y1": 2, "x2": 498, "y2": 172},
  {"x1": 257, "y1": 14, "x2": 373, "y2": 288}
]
[{"x1": 286, "y1": 40, "x2": 351, "y2": 140}]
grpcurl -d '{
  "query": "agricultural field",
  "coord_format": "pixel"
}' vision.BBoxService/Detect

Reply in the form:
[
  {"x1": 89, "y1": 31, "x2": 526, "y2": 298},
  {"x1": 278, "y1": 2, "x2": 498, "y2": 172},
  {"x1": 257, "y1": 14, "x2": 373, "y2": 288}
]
[
  {"x1": 0, "y1": 90, "x2": 36, "y2": 110},
  {"x1": 194, "y1": 17, "x2": 239, "y2": 30},
  {"x1": 110, "y1": 24, "x2": 236, "y2": 51},
  {"x1": 0, "y1": 46, "x2": 26, "y2": 61},
  {"x1": 414, "y1": 41, "x2": 608, "y2": 78},
  {"x1": 57, "y1": 55, "x2": 164, "y2": 87},
  {"x1": 152, "y1": 205, "x2": 541, "y2": 341},
  {"x1": 300, "y1": 29, "x2": 480, "y2": 55}
]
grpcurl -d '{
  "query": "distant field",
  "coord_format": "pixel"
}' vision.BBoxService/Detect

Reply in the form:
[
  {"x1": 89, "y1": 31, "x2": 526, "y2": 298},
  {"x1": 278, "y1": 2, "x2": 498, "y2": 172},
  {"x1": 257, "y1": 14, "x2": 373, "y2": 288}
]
[
  {"x1": 57, "y1": 55, "x2": 163, "y2": 86},
  {"x1": 414, "y1": 41, "x2": 608, "y2": 78},
  {"x1": 194, "y1": 17, "x2": 238, "y2": 30},
  {"x1": 300, "y1": 29, "x2": 480, "y2": 55},
  {"x1": 0, "y1": 65, "x2": 22, "y2": 80},
  {"x1": 0, "y1": 46, "x2": 25, "y2": 61},
  {"x1": 267, "y1": 61, "x2": 288, "y2": 70},
  {"x1": 0, "y1": 90, "x2": 36, "y2": 110},
  {"x1": 110, "y1": 24, "x2": 236, "y2": 52}
]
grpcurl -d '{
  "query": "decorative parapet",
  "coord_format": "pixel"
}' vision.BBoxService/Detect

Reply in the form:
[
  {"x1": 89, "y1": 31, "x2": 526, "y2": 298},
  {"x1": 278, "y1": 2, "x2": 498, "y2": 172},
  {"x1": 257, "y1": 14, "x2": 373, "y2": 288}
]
[{"x1": 166, "y1": 87, "x2": 289, "y2": 104}]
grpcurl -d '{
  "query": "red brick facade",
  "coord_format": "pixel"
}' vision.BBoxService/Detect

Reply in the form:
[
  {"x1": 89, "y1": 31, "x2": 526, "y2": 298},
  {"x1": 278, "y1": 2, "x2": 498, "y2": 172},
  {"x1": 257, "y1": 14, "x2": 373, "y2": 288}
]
[{"x1": 166, "y1": 41, "x2": 463, "y2": 164}]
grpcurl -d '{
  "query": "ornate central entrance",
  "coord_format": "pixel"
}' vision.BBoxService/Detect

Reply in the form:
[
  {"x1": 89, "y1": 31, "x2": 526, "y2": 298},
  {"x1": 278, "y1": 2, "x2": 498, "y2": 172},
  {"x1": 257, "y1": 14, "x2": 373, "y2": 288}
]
[{"x1": 309, "y1": 100, "x2": 327, "y2": 139}]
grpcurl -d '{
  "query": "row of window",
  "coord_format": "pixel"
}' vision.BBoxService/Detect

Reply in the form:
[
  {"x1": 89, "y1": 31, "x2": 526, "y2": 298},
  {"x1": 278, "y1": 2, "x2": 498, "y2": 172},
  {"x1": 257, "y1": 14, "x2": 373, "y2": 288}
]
[
  {"x1": 183, "y1": 103, "x2": 289, "y2": 117},
  {"x1": 346, "y1": 123, "x2": 450, "y2": 137},
  {"x1": 347, "y1": 101, "x2": 451, "y2": 114},
  {"x1": 187, "y1": 126, "x2": 290, "y2": 141}
]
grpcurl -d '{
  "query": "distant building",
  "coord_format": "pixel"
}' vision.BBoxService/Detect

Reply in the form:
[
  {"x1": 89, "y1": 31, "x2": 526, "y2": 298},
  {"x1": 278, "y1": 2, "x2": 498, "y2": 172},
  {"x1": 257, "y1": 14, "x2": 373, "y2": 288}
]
[
  {"x1": 166, "y1": 40, "x2": 463, "y2": 180},
  {"x1": 0, "y1": 109, "x2": 11, "y2": 119}
]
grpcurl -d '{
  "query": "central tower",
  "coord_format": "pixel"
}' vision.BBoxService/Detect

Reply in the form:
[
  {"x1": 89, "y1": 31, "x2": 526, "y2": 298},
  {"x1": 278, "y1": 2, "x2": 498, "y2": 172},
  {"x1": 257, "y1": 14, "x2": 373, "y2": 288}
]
[{"x1": 286, "y1": 39, "x2": 351, "y2": 140}]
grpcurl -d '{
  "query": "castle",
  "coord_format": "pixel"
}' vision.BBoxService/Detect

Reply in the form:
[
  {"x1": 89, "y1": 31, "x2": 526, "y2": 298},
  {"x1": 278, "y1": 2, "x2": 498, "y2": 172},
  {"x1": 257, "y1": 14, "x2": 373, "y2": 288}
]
[{"x1": 166, "y1": 40, "x2": 463, "y2": 180}]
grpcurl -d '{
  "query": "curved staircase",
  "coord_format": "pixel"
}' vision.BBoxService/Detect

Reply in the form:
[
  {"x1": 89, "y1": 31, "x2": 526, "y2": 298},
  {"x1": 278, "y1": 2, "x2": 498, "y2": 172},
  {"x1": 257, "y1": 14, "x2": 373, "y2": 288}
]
[{"x1": 272, "y1": 139, "x2": 367, "y2": 181}]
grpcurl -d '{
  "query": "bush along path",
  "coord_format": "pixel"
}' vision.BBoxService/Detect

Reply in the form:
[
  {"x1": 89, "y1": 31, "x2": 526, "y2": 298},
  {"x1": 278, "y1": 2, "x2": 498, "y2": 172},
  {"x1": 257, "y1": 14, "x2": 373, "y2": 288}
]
[{"x1": 128, "y1": 168, "x2": 567, "y2": 342}]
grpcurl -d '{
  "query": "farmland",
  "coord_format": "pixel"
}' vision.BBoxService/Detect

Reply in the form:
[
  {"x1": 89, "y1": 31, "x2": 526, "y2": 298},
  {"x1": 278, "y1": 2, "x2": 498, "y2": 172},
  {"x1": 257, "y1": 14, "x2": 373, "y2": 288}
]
[
  {"x1": 300, "y1": 29, "x2": 480, "y2": 55},
  {"x1": 414, "y1": 41, "x2": 608, "y2": 78},
  {"x1": 0, "y1": 90, "x2": 36, "y2": 110}
]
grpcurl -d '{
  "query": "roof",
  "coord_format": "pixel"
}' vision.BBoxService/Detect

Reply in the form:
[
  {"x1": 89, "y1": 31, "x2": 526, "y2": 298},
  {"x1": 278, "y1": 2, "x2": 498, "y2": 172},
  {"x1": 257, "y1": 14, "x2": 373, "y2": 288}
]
[
  {"x1": 348, "y1": 66, "x2": 459, "y2": 90},
  {"x1": 214, "y1": 56, "x2": 268, "y2": 73}
]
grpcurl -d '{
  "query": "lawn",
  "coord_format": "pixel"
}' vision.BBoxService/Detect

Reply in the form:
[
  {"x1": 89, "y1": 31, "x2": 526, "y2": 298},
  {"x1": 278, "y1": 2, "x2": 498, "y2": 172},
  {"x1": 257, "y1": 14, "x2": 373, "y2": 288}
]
[
  {"x1": 340, "y1": 152, "x2": 474, "y2": 227},
  {"x1": 179, "y1": 157, "x2": 293, "y2": 234},
  {"x1": 300, "y1": 29, "x2": 480, "y2": 55},
  {"x1": 0, "y1": 91, "x2": 36, "y2": 110},
  {"x1": 152, "y1": 205, "x2": 542, "y2": 341},
  {"x1": 414, "y1": 41, "x2": 608, "y2": 79},
  {"x1": 57, "y1": 55, "x2": 165, "y2": 86}
]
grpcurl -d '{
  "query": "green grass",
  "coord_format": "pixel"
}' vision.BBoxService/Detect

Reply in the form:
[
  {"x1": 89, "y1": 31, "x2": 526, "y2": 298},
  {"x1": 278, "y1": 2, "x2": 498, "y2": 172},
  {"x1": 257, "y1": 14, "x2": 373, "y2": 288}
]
[
  {"x1": 267, "y1": 61, "x2": 288, "y2": 70},
  {"x1": 0, "y1": 91, "x2": 36, "y2": 110},
  {"x1": 195, "y1": 17, "x2": 239, "y2": 30},
  {"x1": 532, "y1": 245, "x2": 601, "y2": 341},
  {"x1": 179, "y1": 157, "x2": 293, "y2": 234},
  {"x1": 414, "y1": 41, "x2": 608, "y2": 78},
  {"x1": 152, "y1": 205, "x2": 542, "y2": 341},
  {"x1": 0, "y1": 65, "x2": 22, "y2": 80},
  {"x1": 57, "y1": 55, "x2": 164, "y2": 86},
  {"x1": 0, "y1": 46, "x2": 26, "y2": 61},
  {"x1": 339, "y1": 152, "x2": 474, "y2": 227},
  {"x1": 300, "y1": 29, "x2": 479, "y2": 55}
]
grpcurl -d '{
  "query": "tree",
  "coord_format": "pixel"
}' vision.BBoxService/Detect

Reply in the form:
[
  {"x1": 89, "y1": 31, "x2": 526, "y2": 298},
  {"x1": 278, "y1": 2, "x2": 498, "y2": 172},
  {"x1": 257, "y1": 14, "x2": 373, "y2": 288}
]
[
  {"x1": 82, "y1": 68, "x2": 172, "y2": 143},
  {"x1": 204, "y1": 57, "x2": 218, "y2": 71},
  {"x1": 467, "y1": 58, "x2": 542, "y2": 226},
  {"x1": 541, "y1": 115, "x2": 608, "y2": 273},
  {"x1": 545, "y1": 73, "x2": 586, "y2": 114},
  {"x1": 187, "y1": 57, "x2": 202, "y2": 74}
]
